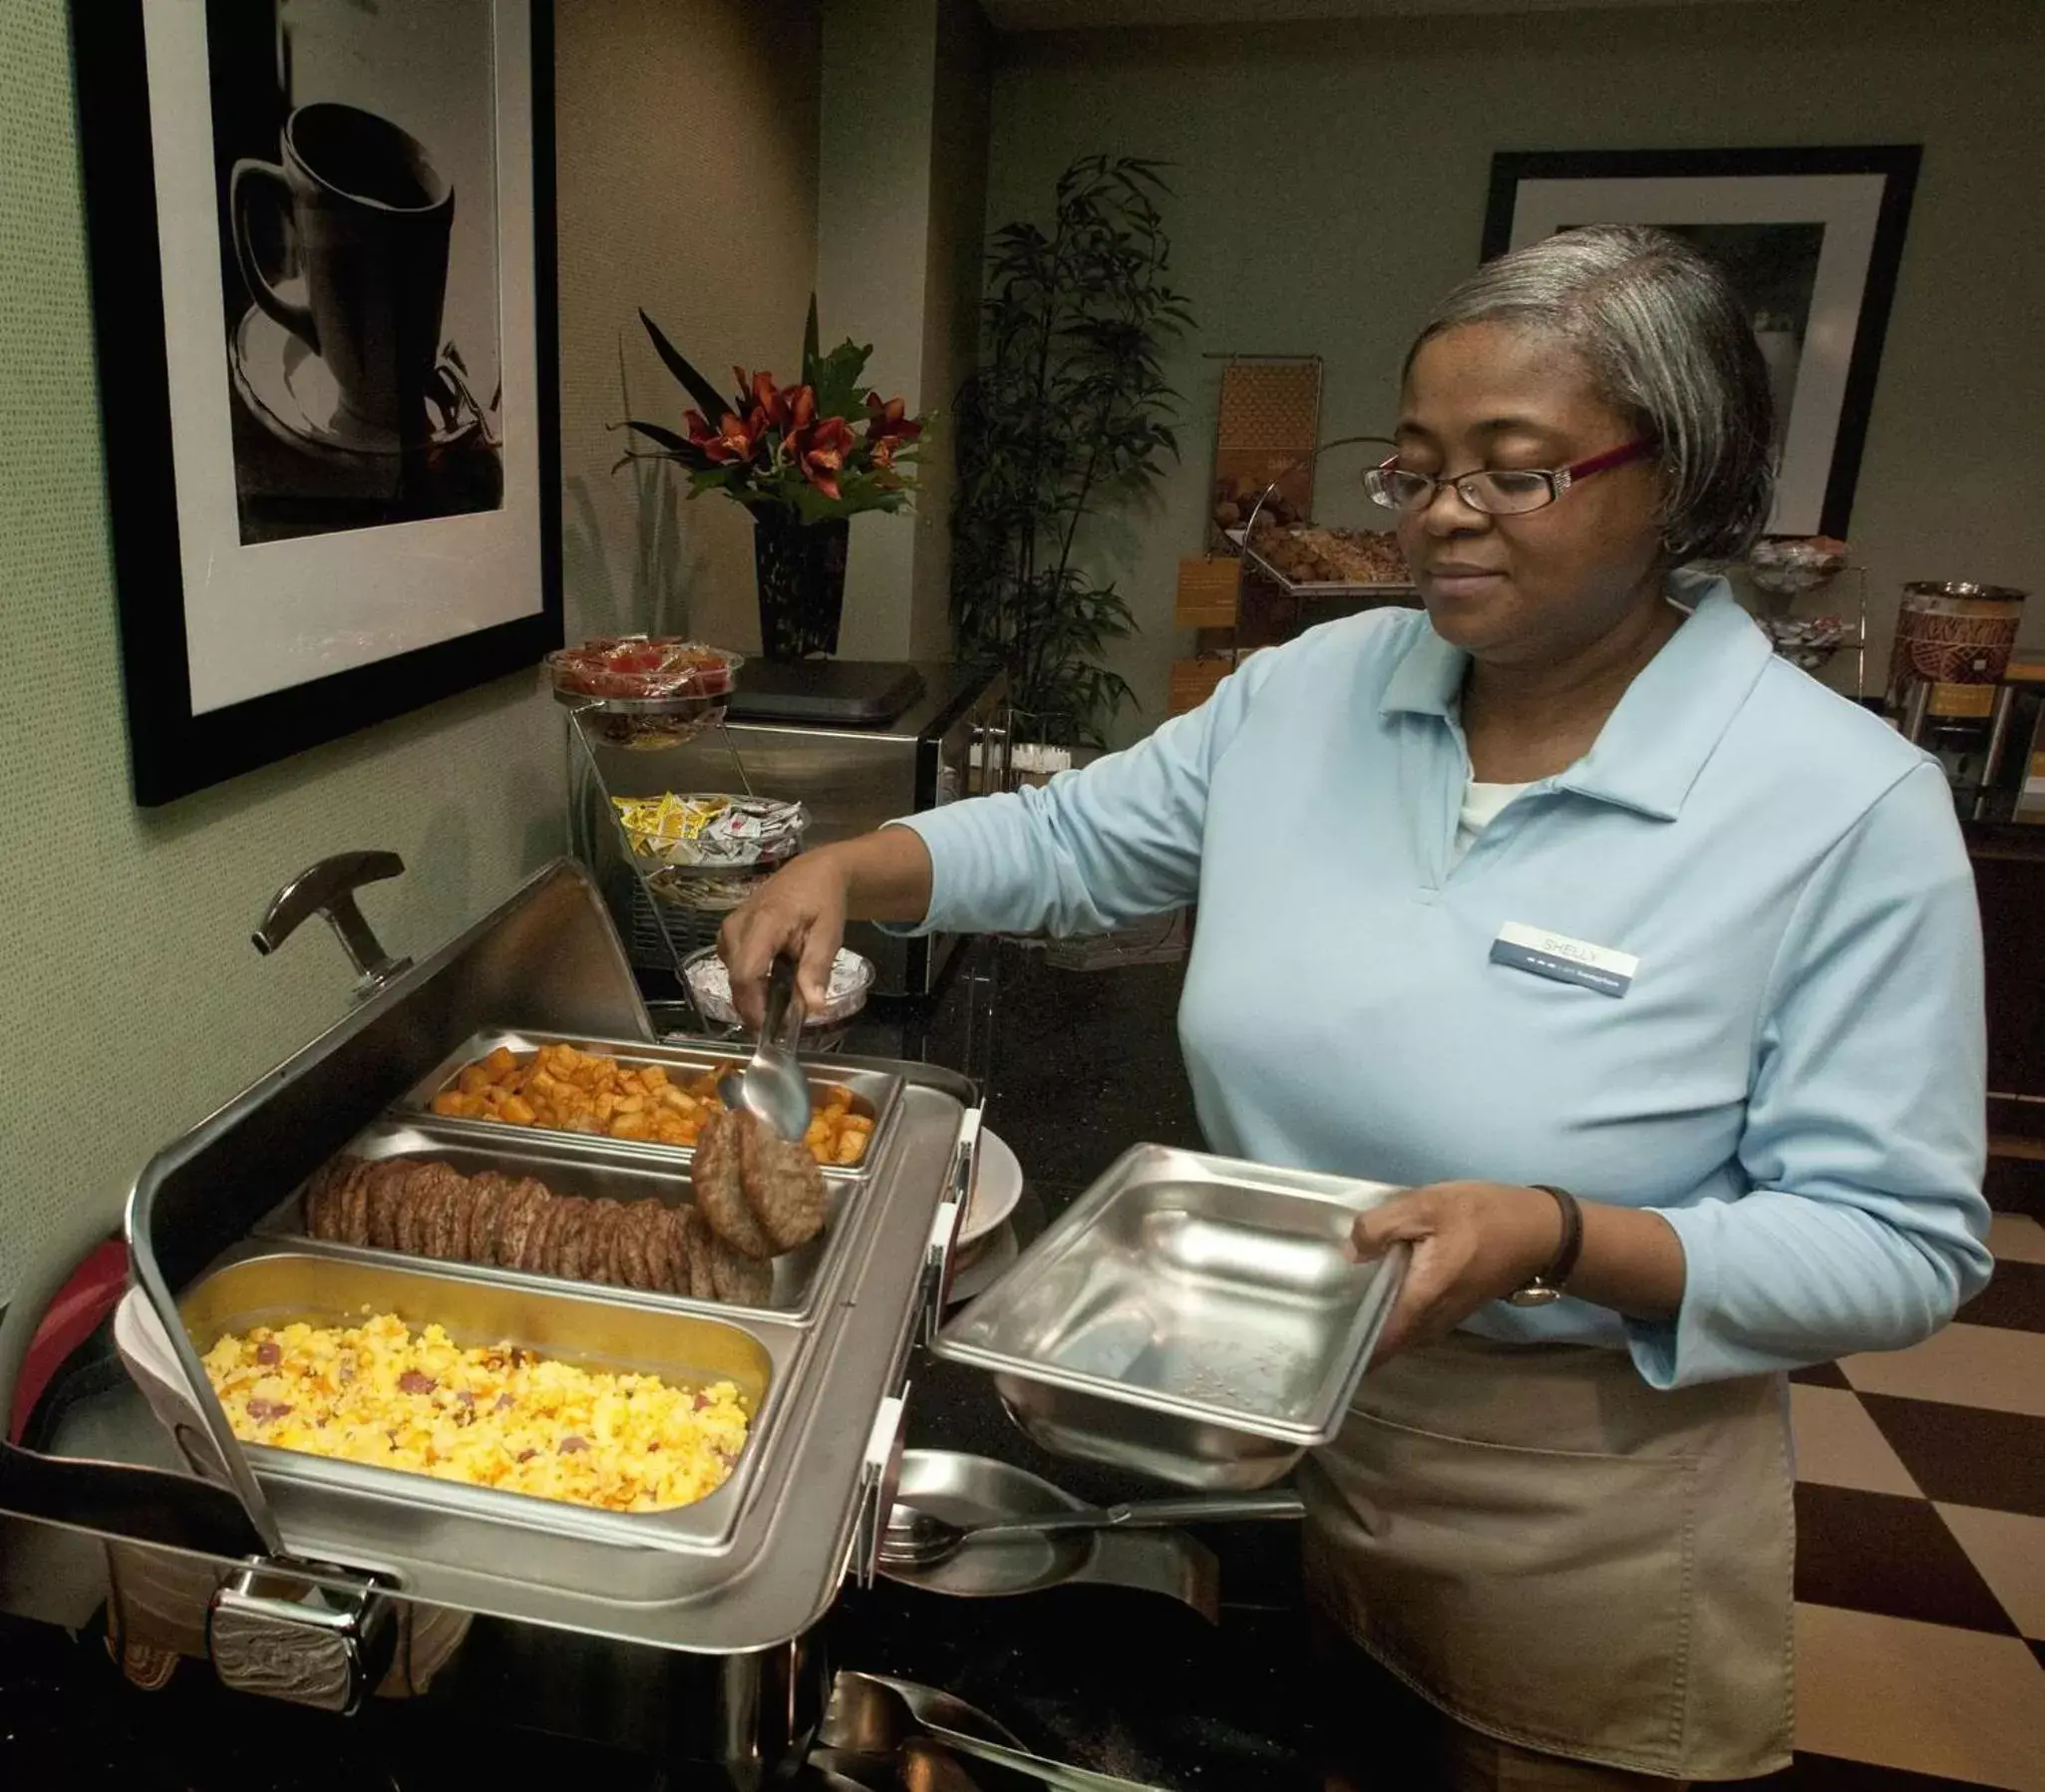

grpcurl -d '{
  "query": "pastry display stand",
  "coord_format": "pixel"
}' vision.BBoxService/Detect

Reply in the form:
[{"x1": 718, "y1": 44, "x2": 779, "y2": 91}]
[{"x1": 1172, "y1": 434, "x2": 1413, "y2": 714}]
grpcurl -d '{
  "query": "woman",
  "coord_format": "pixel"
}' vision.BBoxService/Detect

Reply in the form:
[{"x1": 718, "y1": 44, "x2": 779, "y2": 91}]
[{"x1": 719, "y1": 226, "x2": 1991, "y2": 1787}]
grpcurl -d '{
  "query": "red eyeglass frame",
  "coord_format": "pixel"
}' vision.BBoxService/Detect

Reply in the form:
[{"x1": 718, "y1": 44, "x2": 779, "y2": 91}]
[{"x1": 1370, "y1": 438, "x2": 1658, "y2": 513}]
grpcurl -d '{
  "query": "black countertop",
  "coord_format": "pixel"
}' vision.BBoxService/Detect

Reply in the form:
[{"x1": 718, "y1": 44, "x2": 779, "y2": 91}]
[{"x1": 0, "y1": 940, "x2": 1339, "y2": 1789}]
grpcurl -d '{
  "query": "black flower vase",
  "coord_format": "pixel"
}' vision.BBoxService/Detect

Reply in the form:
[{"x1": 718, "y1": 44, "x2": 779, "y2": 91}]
[{"x1": 752, "y1": 505, "x2": 850, "y2": 660}]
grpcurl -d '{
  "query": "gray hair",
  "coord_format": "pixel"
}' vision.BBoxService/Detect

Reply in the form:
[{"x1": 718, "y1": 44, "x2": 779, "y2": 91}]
[{"x1": 1408, "y1": 225, "x2": 1776, "y2": 561}]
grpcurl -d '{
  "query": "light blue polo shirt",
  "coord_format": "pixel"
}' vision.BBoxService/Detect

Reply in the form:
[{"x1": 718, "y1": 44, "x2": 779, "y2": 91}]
[{"x1": 897, "y1": 576, "x2": 1991, "y2": 1388}]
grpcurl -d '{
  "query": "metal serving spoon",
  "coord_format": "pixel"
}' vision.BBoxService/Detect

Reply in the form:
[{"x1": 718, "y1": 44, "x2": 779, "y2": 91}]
[
  {"x1": 718, "y1": 953, "x2": 812, "y2": 1142},
  {"x1": 880, "y1": 1489, "x2": 1304, "y2": 1568}
]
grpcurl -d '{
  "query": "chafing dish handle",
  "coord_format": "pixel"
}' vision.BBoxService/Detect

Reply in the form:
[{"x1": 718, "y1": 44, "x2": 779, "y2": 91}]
[
  {"x1": 850, "y1": 1392, "x2": 909, "y2": 1591},
  {"x1": 208, "y1": 1561, "x2": 396, "y2": 1716},
  {"x1": 919, "y1": 1106, "x2": 981, "y2": 1346},
  {"x1": 251, "y1": 851, "x2": 413, "y2": 999}
]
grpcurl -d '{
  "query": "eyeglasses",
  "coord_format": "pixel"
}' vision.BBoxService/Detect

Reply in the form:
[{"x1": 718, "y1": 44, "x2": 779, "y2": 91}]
[{"x1": 1364, "y1": 439, "x2": 1657, "y2": 517}]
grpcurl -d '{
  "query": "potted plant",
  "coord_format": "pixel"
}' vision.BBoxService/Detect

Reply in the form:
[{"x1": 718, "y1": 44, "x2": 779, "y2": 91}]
[
  {"x1": 951, "y1": 156, "x2": 1193, "y2": 749},
  {"x1": 622, "y1": 300, "x2": 923, "y2": 660}
]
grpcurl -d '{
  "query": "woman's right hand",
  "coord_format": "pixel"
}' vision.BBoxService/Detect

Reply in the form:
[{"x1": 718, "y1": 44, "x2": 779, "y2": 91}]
[{"x1": 717, "y1": 850, "x2": 852, "y2": 1029}]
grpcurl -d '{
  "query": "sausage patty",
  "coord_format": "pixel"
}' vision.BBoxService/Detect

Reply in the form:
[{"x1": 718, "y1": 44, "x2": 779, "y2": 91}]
[
  {"x1": 693, "y1": 1108, "x2": 774, "y2": 1258},
  {"x1": 738, "y1": 1114, "x2": 829, "y2": 1254},
  {"x1": 672, "y1": 1204, "x2": 715, "y2": 1302},
  {"x1": 708, "y1": 1231, "x2": 774, "y2": 1307},
  {"x1": 495, "y1": 1179, "x2": 548, "y2": 1271},
  {"x1": 365, "y1": 1162, "x2": 412, "y2": 1251}
]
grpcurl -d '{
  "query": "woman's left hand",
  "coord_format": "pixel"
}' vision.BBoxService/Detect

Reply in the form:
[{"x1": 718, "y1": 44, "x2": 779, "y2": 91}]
[{"x1": 1349, "y1": 1182, "x2": 1565, "y2": 1362}]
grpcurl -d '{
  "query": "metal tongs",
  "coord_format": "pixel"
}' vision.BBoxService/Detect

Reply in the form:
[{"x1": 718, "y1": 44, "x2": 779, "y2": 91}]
[
  {"x1": 819, "y1": 1672, "x2": 1172, "y2": 1792},
  {"x1": 719, "y1": 954, "x2": 813, "y2": 1141}
]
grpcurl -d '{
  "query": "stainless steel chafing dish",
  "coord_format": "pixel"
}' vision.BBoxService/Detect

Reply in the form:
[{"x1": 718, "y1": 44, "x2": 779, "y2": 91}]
[{"x1": 0, "y1": 854, "x2": 979, "y2": 1784}]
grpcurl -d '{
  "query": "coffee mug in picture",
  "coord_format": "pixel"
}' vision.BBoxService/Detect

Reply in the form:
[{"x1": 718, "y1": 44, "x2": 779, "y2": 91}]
[{"x1": 231, "y1": 102, "x2": 455, "y2": 439}]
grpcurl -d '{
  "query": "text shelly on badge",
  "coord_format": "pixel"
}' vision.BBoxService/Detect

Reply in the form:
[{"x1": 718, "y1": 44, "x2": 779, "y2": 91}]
[{"x1": 1490, "y1": 921, "x2": 1639, "y2": 998}]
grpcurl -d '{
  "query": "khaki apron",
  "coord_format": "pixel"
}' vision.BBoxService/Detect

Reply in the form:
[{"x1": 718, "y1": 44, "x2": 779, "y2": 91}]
[{"x1": 1297, "y1": 1331, "x2": 1795, "y2": 1782}]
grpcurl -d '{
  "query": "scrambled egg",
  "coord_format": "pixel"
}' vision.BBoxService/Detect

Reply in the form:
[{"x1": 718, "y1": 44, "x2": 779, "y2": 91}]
[{"x1": 201, "y1": 1312, "x2": 748, "y2": 1513}]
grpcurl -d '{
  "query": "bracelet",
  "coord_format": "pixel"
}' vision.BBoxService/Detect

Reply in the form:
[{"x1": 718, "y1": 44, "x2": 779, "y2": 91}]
[
  {"x1": 1505, "y1": 1185, "x2": 1583, "y2": 1308},
  {"x1": 1531, "y1": 1185, "x2": 1584, "y2": 1285}
]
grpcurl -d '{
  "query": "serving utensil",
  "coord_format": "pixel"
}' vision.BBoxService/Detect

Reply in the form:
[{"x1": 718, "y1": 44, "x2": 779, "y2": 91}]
[
  {"x1": 719, "y1": 953, "x2": 812, "y2": 1141},
  {"x1": 821, "y1": 1672, "x2": 1170, "y2": 1792},
  {"x1": 880, "y1": 1488, "x2": 1302, "y2": 1568}
]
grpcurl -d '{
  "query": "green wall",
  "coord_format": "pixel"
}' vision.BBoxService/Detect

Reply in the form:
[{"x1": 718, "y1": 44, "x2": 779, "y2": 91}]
[
  {"x1": 989, "y1": 0, "x2": 2045, "y2": 744},
  {"x1": 0, "y1": 1, "x2": 565, "y2": 1304}
]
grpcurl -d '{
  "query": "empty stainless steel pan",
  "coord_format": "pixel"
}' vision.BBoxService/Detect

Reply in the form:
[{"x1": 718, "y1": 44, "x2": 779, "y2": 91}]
[{"x1": 935, "y1": 1145, "x2": 1408, "y2": 1489}]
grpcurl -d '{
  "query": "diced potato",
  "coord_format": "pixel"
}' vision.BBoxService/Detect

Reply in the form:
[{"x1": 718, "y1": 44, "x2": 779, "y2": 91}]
[{"x1": 437, "y1": 1046, "x2": 868, "y2": 1159}]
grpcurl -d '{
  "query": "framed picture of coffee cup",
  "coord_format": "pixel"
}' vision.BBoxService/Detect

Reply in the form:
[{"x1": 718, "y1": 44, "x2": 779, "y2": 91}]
[
  {"x1": 1481, "y1": 147, "x2": 1920, "y2": 541},
  {"x1": 70, "y1": 0, "x2": 560, "y2": 806}
]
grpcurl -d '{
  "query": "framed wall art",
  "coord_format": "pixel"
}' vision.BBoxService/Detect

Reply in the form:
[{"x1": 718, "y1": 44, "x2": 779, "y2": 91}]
[
  {"x1": 1482, "y1": 146, "x2": 1921, "y2": 541},
  {"x1": 71, "y1": 0, "x2": 560, "y2": 806}
]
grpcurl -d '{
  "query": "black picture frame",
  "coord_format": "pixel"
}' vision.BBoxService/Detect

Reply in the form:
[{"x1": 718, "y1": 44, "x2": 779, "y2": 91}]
[
  {"x1": 1481, "y1": 146, "x2": 1920, "y2": 541},
  {"x1": 70, "y1": 0, "x2": 561, "y2": 808}
]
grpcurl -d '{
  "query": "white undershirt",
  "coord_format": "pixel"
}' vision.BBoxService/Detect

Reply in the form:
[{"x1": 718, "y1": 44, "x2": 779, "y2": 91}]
[{"x1": 1452, "y1": 780, "x2": 1534, "y2": 868}]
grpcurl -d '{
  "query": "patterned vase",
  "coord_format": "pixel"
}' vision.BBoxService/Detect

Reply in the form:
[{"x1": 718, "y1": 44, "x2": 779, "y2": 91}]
[{"x1": 752, "y1": 506, "x2": 849, "y2": 660}]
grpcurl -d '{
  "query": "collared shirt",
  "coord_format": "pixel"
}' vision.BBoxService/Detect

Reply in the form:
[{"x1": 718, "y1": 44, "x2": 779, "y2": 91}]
[{"x1": 895, "y1": 576, "x2": 1991, "y2": 1387}]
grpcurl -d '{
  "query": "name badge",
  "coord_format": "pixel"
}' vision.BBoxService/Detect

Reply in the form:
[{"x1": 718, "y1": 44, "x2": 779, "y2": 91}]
[{"x1": 1490, "y1": 921, "x2": 1638, "y2": 998}]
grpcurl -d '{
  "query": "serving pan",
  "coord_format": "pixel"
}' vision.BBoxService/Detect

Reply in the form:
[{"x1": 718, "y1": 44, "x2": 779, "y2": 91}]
[
  {"x1": 172, "y1": 1247, "x2": 794, "y2": 1583},
  {"x1": 252, "y1": 1118, "x2": 850, "y2": 1321},
  {"x1": 402, "y1": 1028, "x2": 904, "y2": 1182},
  {"x1": 935, "y1": 1145, "x2": 1408, "y2": 1490}
]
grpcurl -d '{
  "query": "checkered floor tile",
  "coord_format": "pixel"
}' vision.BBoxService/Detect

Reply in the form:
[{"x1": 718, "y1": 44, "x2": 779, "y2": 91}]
[{"x1": 1724, "y1": 1212, "x2": 2045, "y2": 1789}]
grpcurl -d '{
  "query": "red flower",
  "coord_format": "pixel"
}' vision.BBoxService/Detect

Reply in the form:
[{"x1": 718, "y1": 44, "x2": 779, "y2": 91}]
[
  {"x1": 725, "y1": 371, "x2": 820, "y2": 440},
  {"x1": 791, "y1": 416, "x2": 856, "y2": 501},
  {"x1": 864, "y1": 391, "x2": 922, "y2": 444},
  {"x1": 686, "y1": 407, "x2": 760, "y2": 465},
  {"x1": 863, "y1": 391, "x2": 921, "y2": 471}
]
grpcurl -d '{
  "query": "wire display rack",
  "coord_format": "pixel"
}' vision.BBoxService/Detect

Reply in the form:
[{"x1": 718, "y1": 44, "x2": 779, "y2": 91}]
[
  {"x1": 557, "y1": 689, "x2": 791, "y2": 1031},
  {"x1": 1732, "y1": 562, "x2": 1869, "y2": 701}
]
